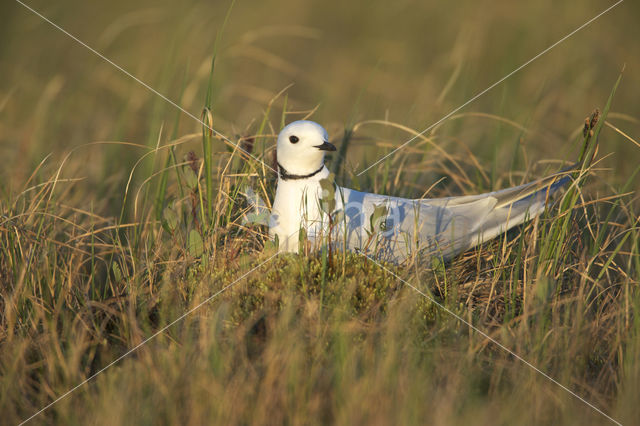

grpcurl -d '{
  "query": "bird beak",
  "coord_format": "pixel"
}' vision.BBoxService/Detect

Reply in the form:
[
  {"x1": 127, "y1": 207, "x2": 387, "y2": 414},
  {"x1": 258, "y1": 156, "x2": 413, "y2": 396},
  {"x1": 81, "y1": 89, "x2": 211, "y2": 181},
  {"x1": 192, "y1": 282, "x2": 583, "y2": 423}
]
[{"x1": 314, "y1": 141, "x2": 336, "y2": 151}]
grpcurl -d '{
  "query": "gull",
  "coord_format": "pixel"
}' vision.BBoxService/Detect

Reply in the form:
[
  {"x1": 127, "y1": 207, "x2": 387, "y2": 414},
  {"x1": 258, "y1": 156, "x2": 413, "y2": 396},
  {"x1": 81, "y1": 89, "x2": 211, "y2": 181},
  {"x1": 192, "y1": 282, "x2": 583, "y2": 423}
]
[{"x1": 269, "y1": 120, "x2": 573, "y2": 263}]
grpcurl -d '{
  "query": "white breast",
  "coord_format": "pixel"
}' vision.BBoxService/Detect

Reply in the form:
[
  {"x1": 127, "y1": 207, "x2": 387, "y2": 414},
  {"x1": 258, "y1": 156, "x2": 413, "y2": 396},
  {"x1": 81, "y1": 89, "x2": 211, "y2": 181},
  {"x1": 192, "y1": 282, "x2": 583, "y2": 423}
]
[{"x1": 269, "y1": 168, "x2": 330, "y2": 252}]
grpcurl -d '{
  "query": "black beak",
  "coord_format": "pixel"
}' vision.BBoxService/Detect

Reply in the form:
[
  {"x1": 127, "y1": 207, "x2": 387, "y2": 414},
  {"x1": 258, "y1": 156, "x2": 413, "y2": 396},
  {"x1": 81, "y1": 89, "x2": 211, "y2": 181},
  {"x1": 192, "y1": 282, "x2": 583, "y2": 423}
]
[{"x1": 314, "y1": 141, "x2": 336, "y2": 152}]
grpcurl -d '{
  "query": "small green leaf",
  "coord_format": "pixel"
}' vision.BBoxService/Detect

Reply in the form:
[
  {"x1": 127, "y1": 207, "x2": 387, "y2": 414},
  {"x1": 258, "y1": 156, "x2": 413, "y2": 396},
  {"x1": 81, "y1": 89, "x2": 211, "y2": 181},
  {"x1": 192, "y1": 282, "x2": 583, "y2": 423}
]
[
  {"x1": 319, "y1": 173, "x2": 335, "y2": 192},
  {"x1": 369, "y1": 203, "x2": 389, "y2": 233},
  {"x1": 430, "y1": 257, "x2": 445, "y2": 274},
  {"x1": 162, "y1": 206, "x2": 179, "y2": 232},
  {"x1": 244, "y1": 211, "x2": 270, "y2": 226},
  {"x1": 319, "y1": 173, "x2": 336, "y2": 214},
  {"x1": 187, "y1": 229, "x2": 204, "y2": 257},
  {"x1": 183, "y1": 167, "x2": 199, "y2": 190}
]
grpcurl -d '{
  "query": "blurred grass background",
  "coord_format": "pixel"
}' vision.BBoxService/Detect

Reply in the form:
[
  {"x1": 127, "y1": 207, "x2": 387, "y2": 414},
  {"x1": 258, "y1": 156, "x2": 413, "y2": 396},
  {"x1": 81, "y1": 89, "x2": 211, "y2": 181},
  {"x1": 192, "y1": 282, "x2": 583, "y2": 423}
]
[
  {"x1": 2, "y1": 0, "x2": 639, "y2": 196},
  {"x1": 1, "y1": 0, "x2": 639, "y2": 424}
]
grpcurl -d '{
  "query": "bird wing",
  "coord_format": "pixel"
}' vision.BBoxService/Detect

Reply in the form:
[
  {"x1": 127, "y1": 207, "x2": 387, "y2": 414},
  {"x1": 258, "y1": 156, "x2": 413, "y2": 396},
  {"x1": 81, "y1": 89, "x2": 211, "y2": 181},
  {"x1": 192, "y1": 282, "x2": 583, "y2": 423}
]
[
  {"x1": 335, "y1": 167, "x2": 572, "y2": 262},
  {"x1": 423, "y1": 165, "x2": 574, "y2": 209},
  {"x1": 336, "y1": 187, "x2": 497, "y2": 261}
]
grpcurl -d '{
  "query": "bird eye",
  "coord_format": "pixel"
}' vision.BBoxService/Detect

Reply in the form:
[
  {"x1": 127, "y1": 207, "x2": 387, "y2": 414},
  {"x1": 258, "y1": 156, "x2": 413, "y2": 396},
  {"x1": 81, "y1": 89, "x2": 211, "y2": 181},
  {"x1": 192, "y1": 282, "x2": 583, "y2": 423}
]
[{"x1": 289, "y1": 135, "x2": 299, "y2": 144}]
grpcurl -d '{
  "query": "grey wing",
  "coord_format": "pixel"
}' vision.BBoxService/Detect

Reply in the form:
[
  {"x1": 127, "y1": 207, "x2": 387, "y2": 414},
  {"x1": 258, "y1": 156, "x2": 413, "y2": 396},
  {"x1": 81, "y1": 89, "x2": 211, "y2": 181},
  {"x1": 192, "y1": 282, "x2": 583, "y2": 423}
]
[
  {"x1": 424, "y1": 166, "x2": 573, "y2": 209},
  {"x1": 337, "y1": 188, "x2": 497, "y2": 262},
  {"x1": 411, "y1": 169, "x2": 572, "y2": 258},
  {"x1": 337, "y1": 169, "x2": 570, "y2": 262},
  {"x1": 395, "y1": 195, "x2": 499, "y2": 261}
]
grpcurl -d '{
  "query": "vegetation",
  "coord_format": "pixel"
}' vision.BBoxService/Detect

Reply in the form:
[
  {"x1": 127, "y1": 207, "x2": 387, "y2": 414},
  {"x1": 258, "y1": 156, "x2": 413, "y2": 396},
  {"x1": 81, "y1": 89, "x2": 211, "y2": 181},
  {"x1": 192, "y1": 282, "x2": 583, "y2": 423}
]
[{"x1": 1, "y1": 0, "x2": 639, "y2": 424}]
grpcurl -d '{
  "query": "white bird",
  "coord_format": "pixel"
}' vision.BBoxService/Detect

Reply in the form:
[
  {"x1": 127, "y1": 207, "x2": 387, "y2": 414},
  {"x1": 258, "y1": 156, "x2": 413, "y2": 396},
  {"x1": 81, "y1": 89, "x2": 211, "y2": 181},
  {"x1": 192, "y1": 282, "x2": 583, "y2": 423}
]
[{"x1": 269, "y1": 120, "x2": 572, "y2": 263}]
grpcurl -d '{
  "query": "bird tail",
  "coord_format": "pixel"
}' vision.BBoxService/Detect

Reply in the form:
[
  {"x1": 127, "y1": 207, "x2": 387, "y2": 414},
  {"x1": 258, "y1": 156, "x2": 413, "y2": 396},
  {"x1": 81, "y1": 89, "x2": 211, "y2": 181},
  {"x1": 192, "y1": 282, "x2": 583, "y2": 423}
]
[
  {"x1": 468, "y1": 164, "x2": 577, "y2": 250},
  {"x1": 428, "y1": 108, "x2": 603, "y2": 261},
  {"x1": 492, "y1": 163, "x2": 577, "y2": 209}
]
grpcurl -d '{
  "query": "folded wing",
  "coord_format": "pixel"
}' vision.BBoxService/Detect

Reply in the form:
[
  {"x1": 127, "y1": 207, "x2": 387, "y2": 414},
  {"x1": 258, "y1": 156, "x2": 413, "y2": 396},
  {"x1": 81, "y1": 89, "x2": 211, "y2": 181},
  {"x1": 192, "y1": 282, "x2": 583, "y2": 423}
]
[{"x1": 336, "y1": 167, "x2": 573, "y2": 262}]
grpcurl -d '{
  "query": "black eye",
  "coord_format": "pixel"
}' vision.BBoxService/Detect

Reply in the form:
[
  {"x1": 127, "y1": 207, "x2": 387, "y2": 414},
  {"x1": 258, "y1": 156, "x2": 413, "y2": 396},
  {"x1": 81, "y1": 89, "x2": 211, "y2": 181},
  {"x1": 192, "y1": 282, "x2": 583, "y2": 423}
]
[{"x1": 289, "y1": 135, "x2": 299, "y2": 144}]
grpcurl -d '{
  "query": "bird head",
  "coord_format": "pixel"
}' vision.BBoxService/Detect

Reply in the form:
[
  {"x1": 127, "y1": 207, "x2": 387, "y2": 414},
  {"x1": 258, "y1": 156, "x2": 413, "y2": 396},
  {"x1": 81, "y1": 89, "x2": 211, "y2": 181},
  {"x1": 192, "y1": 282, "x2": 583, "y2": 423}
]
[{"x1": 276, "y1": 120, "x2": 336, "y2": 176}]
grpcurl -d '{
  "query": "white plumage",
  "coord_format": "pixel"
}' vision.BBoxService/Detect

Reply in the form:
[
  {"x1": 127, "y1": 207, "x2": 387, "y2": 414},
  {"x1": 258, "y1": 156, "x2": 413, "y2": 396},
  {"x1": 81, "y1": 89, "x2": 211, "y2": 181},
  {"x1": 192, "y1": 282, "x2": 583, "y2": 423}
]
[{"x1": 269, "y1": 120, "x2": 570, "y2": 263}]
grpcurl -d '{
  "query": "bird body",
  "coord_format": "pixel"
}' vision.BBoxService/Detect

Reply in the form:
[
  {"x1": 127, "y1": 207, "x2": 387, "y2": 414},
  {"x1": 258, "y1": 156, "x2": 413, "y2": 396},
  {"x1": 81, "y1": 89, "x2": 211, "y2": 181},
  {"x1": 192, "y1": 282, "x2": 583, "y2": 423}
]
[{"x1": 269, "y1": 120, "x2": 570, "y2": 263}]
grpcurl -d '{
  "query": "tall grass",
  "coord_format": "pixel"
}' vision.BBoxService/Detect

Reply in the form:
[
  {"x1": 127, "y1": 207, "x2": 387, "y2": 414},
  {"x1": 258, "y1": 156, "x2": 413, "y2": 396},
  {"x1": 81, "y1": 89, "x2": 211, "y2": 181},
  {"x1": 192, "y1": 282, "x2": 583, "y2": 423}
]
[{"x1": 2, "y1": 93, "x2": 638, "y2": 424}]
